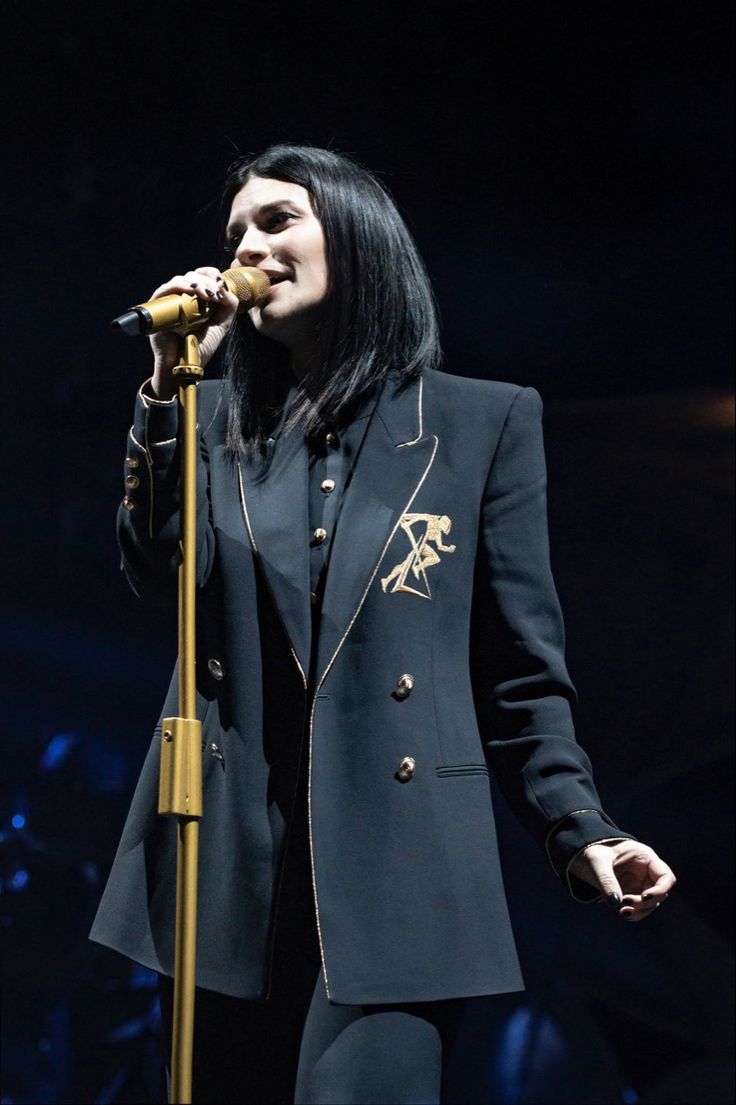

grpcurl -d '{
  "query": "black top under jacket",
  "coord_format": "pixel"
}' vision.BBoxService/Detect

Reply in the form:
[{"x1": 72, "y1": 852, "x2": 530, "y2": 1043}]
[
  {"x1": 90, "y1": 368, "x2": 635, "y2": 1005},
  {"x1": 303, "y1": 388, "x2": 377, "y2": 681}
]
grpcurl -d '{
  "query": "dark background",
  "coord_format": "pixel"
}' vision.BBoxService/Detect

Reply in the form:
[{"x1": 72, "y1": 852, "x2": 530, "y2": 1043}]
[{"x1": 1, "y1": 2, "x2": 733, "y2": 1102}]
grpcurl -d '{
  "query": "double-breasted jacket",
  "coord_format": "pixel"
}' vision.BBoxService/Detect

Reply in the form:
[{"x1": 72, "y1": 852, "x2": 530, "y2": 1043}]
[{"x1": 90, "y1": 368, "x2": 633, "y2": 1004}]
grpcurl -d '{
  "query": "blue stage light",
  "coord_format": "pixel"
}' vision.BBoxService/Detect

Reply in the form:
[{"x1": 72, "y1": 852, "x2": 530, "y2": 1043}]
[
  {"x1": 9, "y1": 869, "x2": 29, "y2": 892},
  {"x1": 39, "y1": 732, "x2": 78, "y2": 773}
]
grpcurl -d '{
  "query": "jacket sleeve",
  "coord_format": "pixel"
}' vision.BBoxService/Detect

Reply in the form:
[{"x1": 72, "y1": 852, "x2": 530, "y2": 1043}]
[
  {"x1": 117, "y1": 381, "x2": 216, "y2": 605},
  {"x1": 471, "y1": 386, "x2": 636, "y2": 901}
]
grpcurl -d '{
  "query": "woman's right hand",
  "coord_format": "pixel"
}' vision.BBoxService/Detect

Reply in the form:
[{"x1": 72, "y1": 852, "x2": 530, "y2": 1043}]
[{"x1": 149, "y1": 266, "x2": 239, "y2": 400}]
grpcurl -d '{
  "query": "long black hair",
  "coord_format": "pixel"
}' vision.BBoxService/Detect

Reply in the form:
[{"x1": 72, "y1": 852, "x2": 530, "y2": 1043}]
[{"x1": 218, "y1": 144, "x2": 443, "y2": 460}]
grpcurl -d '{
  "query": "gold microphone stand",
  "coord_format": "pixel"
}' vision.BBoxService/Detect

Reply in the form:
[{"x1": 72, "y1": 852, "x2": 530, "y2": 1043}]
[
  {"x1": 157, "y1": 330, "x2": 204, "y2": 1105},
  {"x1": 111, "y1": 267, "x2": 269, "y2": 1104}
]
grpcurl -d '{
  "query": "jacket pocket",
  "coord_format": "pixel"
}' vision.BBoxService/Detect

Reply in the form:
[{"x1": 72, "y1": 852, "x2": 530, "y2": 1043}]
[{"x1": 435, "y1": 763, "x2": 489, "y2": 778}]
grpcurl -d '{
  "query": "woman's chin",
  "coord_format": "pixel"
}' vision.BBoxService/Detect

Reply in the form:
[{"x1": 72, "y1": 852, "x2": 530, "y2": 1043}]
[{"x1": 250, "y1": 305, "x2": 286, "y2": 336}]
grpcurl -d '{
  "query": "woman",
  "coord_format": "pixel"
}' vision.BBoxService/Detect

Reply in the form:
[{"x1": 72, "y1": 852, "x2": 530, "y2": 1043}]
[{"x1": 91, "y1": 145, "x2": 676, "y2": 1104}]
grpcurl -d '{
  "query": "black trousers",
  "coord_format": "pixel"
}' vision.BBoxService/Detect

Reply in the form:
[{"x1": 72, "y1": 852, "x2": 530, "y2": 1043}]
[
  {"x1": 160, "y1": 966, "x2": 465, "y2": 1104},
  {"x1": 159, "y1": 752, "x2": 465, "y2": 1104}
]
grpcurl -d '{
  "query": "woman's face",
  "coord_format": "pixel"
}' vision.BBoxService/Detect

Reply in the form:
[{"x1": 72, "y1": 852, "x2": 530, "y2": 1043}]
[{"x1": 226, "y1": 176, "x2": 328, "y2": 358}]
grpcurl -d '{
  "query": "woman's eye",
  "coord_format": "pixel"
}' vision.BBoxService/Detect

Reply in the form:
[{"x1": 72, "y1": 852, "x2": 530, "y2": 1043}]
[
  {"x1": 266, "y1": 210, "x2": 295, "y2": 229},
  {"x1": 224, "y1": 211, "x2": 294, "y2": 252}
]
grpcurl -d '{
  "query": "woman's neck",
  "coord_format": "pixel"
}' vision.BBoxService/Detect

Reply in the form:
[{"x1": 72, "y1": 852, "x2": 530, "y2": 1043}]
[{"x1": 290, "y1": 348, "x2": 326, "y2": 398}]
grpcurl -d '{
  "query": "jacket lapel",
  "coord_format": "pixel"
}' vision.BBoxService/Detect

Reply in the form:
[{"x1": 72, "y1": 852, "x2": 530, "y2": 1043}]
[
  {"x1": 238, "y1": 429, "x2": 311, "y2": 687},
  {"x1": 236, "y1": 372, "x2": 437, "y2": 691},
  {"x1": 315, "y1": 374, "x2": 437, "y2": 687}
]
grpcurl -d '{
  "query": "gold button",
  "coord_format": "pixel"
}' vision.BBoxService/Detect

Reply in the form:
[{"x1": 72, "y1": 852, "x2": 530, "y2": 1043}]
[
  {"x1": 312, "y1": 527, "x2": 328, "y2": 544},
  {"x1": 125, "y1": 474, "x2": 140, "y2": 489},
  {"x1": 125, "y1": 456, "x2": 139, "y2": 468},
  {"x1": 396, "y1": 756, "x2": 416, "y2": 782},
  {"x1": 122, "y1": 497, "x2": 135, "y2": 511},
  {"x1": 320, "y1": 479, "x2": 336, "y2": 494},
  {"x1": 208, "y1": 658, "x2": 224, "y2": 680},
  {"x1": 325, "y1": 431, "x2": 338, "y2": 447},
  {"x1": 394, "y1": 673, "x2": 415, "y2": 699}
]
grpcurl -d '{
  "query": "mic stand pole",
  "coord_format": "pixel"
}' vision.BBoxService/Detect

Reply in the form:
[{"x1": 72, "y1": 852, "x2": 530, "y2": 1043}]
[{"x1": 157, "y1": 330, "x2": 204, "y2": 1105}]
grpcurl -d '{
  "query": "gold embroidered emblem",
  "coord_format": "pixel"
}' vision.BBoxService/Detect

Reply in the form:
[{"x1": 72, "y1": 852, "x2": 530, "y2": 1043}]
[{"x1": 381, "y1": 514, "x2": 456, "y2": 599}]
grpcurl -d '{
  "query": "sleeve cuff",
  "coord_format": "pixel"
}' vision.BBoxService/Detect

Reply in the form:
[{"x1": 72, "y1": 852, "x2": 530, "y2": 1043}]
[
  {"x1": 133, "y1": 379, "x2": 179, "y2": 446},
  {"x1": 545, "y1": 808, "x2": 638, "y2": 903},
  {"x1": 140, "y1": 378, "x2": 178, "y2": 407}
]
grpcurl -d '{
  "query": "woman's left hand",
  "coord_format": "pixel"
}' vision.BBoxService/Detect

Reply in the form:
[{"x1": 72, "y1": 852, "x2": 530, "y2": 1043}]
[{"x1": 569, "y1": 840, "x2": 676, "y2": 921}]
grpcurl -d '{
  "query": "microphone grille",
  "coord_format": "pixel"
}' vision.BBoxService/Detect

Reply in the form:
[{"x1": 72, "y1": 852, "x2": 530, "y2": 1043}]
[{"x1": 221, "y1": 266, "x2": 271, "y2": 309}]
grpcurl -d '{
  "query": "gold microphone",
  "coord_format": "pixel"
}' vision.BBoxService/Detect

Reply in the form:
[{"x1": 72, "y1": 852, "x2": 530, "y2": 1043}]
[{"x1": 111, "y1": 266, "x2": 271, "y2": 336}]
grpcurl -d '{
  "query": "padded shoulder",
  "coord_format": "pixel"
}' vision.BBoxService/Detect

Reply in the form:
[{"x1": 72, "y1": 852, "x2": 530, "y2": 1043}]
[
  {"x1": 422, "y1": 369, "x2": 536, "y2": 446},
  {"x1": 424, "y1": 368, "x2": 526, "y2": 408}
]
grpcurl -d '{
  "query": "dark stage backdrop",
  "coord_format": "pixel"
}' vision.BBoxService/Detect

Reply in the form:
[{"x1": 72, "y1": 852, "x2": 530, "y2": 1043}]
[{"x1": 2, "y1": 3, "x2": 733, "y2": 1103}]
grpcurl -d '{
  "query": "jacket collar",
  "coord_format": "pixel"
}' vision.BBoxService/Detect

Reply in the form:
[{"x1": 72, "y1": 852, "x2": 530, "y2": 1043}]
[{"x1": 374, "y1": 370, "x2": 425, "y2": 447}]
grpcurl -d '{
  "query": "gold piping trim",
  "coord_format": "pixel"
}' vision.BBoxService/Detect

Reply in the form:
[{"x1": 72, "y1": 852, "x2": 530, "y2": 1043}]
[
  {"x1": 544, "y1": 807, "x2": 610, "y2": 868},
  {"x1": 396, "y1": 375, "x2": 423, "y2": 448},
  {"x1": 309, "y1": 427, "x2": 439, "y2": 999},
  {"x1": 236, "y1": 463, "x2": 307, "y2": 690},
  {"x1": 135, "y1": 383, "x2": 179, "y2": 447},
  {"x1": 128, "y1": 426, "x2": 146, "y2": 452},
  {"x1": 138, "y1": 378, "x2": 178, "y2": 407},
  {"x1": 306, "y1": 700, "x2": 331, "y2": 997}
]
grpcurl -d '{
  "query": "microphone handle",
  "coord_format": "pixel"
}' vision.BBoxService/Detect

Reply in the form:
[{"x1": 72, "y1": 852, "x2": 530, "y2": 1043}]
[{"x1": 111, "y1": 267, "x2": 270, "y2": 337}]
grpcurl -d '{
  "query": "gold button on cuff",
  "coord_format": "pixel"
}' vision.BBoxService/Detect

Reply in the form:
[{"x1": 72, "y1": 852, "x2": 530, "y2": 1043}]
[
  {"x1": 208, "y1": 658, "x2": 224, "y2": 680},
  {"x1": 312, "y1": 527, "x2": 328, "y2": 544},
  {"x1": 121, "y1": 497, "x2": 135, "y2": 511},
  {"x1": 320, "y1": 479, "x2": 336, "y2": 494},
  {"x1": 125, "y1": 474, "x2": 140, "y2": 489},
  {"x1": 394, "y1": 673, "x2": 415, "y2": 699},
  {"x1": 125, "y1": 456, "x2": 139, "y2": 468},
  {"x1": 396, "y1": 756, "x2": 416, "y2": 783},
  {"x1": 325, "y1": 431, "x2": 338, "y2": 447}
]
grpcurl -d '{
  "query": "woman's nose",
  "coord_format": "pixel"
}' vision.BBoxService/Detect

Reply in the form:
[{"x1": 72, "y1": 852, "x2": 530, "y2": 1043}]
[{"x1": 235, "y1": 229, "x2": 270, "y2": 265}]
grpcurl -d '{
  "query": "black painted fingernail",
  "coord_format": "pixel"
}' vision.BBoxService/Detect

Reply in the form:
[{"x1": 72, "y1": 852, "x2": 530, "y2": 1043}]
[
  {"x1": 190, "y1": 282, "x2": 198, "y2": 288},
  {"x1": 216, "y1": 291, "x2": 224, "y2": 300},
  {"x1": 622, "y1": 897, "x2": 637, "y2": 907},
  {"x1": 606, "y1": 893, "x2": 621, "y2": 908},
  {"x1": 642, "y1": 893, "x2": 652, "y2": 901},
  {"x1": 216, "y1": 275, "x2": 223, "y2": 282}
]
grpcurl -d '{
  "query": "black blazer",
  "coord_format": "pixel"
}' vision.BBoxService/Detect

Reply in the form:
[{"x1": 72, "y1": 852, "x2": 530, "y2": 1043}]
[{"x1": 90, "y1": 369, "x2": 634, "y2": 1004}]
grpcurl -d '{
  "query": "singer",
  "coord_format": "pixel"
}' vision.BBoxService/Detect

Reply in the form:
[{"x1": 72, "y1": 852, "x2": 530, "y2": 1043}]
[{"x1": 91, "y1": 144, "x2": 675, "y2": 1104}]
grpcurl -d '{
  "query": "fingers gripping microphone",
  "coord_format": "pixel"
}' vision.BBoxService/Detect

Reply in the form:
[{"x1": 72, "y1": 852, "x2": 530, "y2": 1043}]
[{"x1": 111, "y1": 267, "x2": 271, "y2": 336}]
